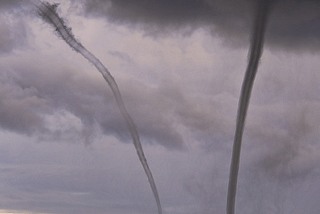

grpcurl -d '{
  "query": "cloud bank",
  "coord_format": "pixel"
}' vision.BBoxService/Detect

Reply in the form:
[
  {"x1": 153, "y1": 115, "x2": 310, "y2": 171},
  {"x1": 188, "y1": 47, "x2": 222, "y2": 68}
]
[{"x1": 77, "y1": 0, "x2": 320, "y2": 51}]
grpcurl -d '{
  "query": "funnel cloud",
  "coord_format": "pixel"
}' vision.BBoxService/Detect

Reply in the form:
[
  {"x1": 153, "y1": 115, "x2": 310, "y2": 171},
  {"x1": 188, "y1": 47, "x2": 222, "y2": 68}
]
[
  {"x1": 35, "y1": 1, "x2": 162, "y2": 213},
  {"x1": 227, "y1": 1, "x2": 274, "y2": 213}
]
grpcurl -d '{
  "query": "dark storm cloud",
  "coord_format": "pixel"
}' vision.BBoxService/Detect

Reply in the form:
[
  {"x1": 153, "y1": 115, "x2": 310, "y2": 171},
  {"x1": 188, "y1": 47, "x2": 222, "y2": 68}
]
[
  {"x1": 78, "y1": 0, "x2": 320, "y2": 50},
  {"x1": 79, "y1": 0, "x2": 253, "y2": 41},
  {"x1": 267, "y1": 0, "x2": 320, "y2": 51}
]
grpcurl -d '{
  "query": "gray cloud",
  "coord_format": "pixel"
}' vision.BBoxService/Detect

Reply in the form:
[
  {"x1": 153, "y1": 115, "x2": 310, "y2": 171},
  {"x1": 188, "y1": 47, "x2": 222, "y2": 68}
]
[
  {"x1": 0, "y1": 0, "x2": 25, "y2": 11},
  {"x1": 0, "y1": 68, "x2": 48, "y2": 134},
  {"x1": 1, "y1": 0, "x2": 320, "y2": 54},
  {"x1": 0, "y1": 52, "x2": 187, "y2": 149},
  {"x1": 78, "y1": 0, "x2": 253, "y2": 42},
  {"x1": 0, "y1": 12, "x2": 28, "y2": 54},
  {"x1": 77, "y1": 0, "x2": 320, "y2": 51},
  {"x1": 250, "y1": 102, "x2": 320, "y2": 180},
  {"x1": 0, "y1": 48, "x2": 240, "y2": 151}
]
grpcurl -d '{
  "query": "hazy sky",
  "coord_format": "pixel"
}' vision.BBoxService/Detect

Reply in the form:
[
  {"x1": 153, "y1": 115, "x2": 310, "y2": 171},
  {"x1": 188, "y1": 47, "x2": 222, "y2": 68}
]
[{"x1": 0, "y1": 0, "x2": 320, "y2": 213}]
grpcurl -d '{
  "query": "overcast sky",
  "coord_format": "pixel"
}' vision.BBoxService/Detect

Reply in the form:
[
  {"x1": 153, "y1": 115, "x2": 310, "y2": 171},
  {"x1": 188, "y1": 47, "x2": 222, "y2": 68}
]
[{"x1": 0, "y1": 0, "x2": 320, "y2": 213}]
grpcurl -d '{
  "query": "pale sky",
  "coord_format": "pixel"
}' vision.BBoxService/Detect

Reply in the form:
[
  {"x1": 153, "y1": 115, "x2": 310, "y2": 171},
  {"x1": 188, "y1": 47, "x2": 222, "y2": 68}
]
[{"x1": 0, "y1": 0, "x2": 320, "y2": 214}]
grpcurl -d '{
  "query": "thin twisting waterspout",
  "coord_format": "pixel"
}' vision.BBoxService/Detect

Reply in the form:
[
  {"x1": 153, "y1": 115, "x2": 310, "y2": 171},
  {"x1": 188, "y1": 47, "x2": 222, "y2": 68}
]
[
  {"x1": 33, "y1": 1, "x2": 162, "y2": 213},
  {"x1": 227, "y1": 1, "x2": 274, "y2": 214}
]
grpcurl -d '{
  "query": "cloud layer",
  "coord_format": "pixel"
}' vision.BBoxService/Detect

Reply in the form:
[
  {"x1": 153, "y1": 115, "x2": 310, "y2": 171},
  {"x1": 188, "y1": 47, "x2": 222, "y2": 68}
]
[{"x1": 78, "y1": 0, "x2": 320, "y2": 51}]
